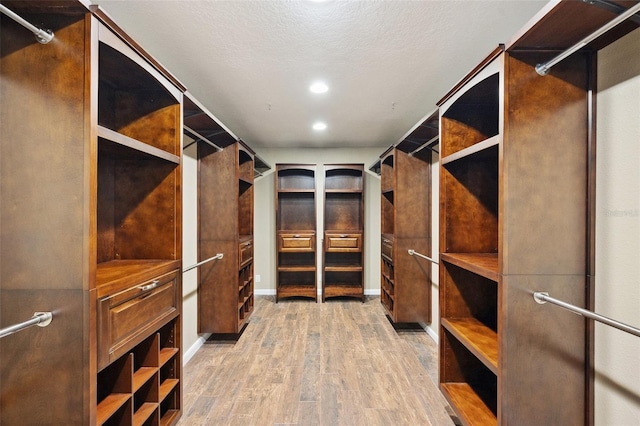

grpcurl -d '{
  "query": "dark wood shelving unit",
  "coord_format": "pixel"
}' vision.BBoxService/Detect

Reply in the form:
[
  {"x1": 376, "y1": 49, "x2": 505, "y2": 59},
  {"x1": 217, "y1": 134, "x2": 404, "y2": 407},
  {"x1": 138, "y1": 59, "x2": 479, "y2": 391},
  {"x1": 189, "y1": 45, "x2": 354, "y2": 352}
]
[
  {"x1": 276, "y1": 164, "x2": 318, "y2": 301},
  {"x1": 434, "y1": 0, "x2": 640, "y2": 419},
  {"x1": 322, "y1": 164, "x2": 365, "y2": 302},
  {"x1": 375, "y1": 110, "x2": 436, "y2": 324},
  {"x1": 183, "y1": 92, "x2": 266, "y2": 338},
  {"x1": 1, "y1": 2, "x2": 184, "y2": 424}
]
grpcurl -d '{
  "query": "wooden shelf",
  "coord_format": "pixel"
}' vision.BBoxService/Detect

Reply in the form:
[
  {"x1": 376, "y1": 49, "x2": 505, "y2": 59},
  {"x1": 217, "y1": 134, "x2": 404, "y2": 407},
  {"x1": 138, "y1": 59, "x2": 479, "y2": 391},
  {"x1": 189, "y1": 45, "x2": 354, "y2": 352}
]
[
  {"x1": 323, "y1": 284, "x2": 364, "y2": 298},
  {"x1": 96, "y1": 393, "x2": 130, "y2": 426},
  {"x1": 324, "y1": 265, "x2": 363, "y2": 272},
  {"x1": 276, "y1": 284, "x2": 317, "y2": 299},
  {"x1": 440, "y1": 383, "x2": 496, "y2": 426},
  {"x1": 159, "y1": 379, "x2": 179, "y2": 401},
  {"x1": 160, "y1": 410, "x2": 180, "y2": 426},
  {"x1": 442, "y1": 318, "x2": 498, "y2": 375},
  {"x1": 325, "y1": 189, "x2": 363, "y2": 194},
  {"x1": 159, "y1": 348, "x2": 179, "y2": 367},
  {"x1": 278, "y1": 189, "x2": 315, "y2": 193},
  {"x1": 98, "y1": 125, "x2": 180, "y2": 164},
  {"x1": 133, "y1": 367, "x2": 157, "y2": 392},
  {"x1": 278, "y1": 265, "x2": 316, "y2": 272},
  {"x1": 441, "y1": 135, "x2": 500, "y2": 166},
  {"x1": 133, "y1": 402, "x2": 158, "y2": 425},
  {"x1": 96, "y1": 259, "x2": 181, "y2": 297},
  {"x1": 440, "y1": 253, "x2": 499, "y2": 281}
]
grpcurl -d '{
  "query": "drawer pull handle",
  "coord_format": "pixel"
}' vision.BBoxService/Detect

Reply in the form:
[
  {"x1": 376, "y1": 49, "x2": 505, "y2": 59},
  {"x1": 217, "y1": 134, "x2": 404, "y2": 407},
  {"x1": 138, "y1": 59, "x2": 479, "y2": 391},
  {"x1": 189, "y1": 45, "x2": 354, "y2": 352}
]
[
  {"x1": 294, "y1": 234, "x2": 300, "y2": 238},
  {"x1": 340, "y1": 234, "x2": 347, "y2": 238},
  {"x1": 139, "y1": 280, "x2": 160, "y2": 292}
]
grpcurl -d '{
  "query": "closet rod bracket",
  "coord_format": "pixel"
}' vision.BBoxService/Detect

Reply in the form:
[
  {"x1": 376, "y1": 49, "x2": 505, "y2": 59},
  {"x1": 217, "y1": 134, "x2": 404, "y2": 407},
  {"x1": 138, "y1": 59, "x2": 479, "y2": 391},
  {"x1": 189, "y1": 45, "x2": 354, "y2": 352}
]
[{"x1": 0, "y1": 4, "x2": 54, "y2": 44}]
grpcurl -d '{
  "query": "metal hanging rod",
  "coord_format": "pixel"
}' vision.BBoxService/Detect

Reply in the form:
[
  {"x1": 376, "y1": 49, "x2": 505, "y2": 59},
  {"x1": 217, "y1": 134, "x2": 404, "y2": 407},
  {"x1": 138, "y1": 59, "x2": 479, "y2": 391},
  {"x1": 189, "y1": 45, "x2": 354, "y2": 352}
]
[
  {"x1": 0, "y1": 4, "x2": 54, "y2": 44},
  {"x1": 407, "y1": 249, "x2": 439, "y2": 265},
  {"x1": 409, "y1": 134, "x2": 440, "y2": 156},
  {"x1": 0, "y1": 312, "x2": 53, "y2": 339},
  {"x1": 535, "y1": 2, "x2": 640, "y2": 75},
  {"x1": 183, "y1": 253, "x2": 224, "y2": 273},
  {"x1": 183, "y1": 125, "x2": 224, "y2": 151},
  {"x1": 533, "y1": 292, "x2": 640, "y2": 338},
  {"x1": 585, "y1": 0, "x2": 640, "y2": 25}
]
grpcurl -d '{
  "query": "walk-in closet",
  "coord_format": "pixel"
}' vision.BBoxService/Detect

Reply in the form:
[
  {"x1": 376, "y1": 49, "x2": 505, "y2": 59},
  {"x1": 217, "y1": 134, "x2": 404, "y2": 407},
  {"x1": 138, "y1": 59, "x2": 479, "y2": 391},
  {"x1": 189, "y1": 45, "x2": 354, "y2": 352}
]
[{"x1": 2, "y1": 1, "x2": 638, "y2": 425}]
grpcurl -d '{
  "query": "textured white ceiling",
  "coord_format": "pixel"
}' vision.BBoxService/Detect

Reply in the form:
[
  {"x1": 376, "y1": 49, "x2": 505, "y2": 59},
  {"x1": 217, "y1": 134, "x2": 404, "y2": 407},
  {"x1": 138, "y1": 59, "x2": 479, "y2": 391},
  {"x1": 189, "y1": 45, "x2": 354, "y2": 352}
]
[{"x1": 93, "y1": 0, "x2": 547, "y2": 149}]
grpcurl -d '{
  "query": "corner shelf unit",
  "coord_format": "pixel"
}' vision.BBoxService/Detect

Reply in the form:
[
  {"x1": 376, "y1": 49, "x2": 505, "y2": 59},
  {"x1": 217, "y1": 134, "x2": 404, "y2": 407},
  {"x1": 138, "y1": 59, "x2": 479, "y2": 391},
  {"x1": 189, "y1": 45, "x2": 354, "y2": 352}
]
[
  {"x1": 378, "y1": 110, "x2": 436, "y2": 323},
  {"x1": 276, "y1": 164, "x2": 318, "y2": 302},
  {"x1": 438, "y1": 15, "x2": 600, "y2": 422},
  {"x1": 322, "y1": 164, "x2": 365, "y2": 302}
]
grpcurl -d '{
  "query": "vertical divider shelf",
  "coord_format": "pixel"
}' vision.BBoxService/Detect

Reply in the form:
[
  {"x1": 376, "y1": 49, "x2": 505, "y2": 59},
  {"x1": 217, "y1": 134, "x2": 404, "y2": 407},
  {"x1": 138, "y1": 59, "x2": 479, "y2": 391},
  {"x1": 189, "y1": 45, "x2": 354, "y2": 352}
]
[{"x1": 276, "y1": 164, "x2": 318, "y2": 302}]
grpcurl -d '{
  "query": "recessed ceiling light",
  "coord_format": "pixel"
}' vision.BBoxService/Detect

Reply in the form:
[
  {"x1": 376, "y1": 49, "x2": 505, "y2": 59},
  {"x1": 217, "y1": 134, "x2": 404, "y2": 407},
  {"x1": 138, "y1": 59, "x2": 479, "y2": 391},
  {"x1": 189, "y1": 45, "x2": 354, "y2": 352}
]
[
  {"x1": 309, "y1": 81, "x2": 328, "y2": 94},
  {"x1": 313, "y1": 122, "x2": 327, "y2": 131}
]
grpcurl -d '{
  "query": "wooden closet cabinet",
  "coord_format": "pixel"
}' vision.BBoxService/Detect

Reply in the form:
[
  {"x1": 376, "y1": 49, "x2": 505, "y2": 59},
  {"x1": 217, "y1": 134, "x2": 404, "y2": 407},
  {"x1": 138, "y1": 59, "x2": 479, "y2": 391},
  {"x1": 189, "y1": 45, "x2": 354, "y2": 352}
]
[
  {"x1": 196, "y1": 139, "x2": 255, "y2": 336},
  {"x1": 276, "y1": 164, "x2": 317, "y2": 301},
  {"x1": 322, "y1": 164, "x2": 365, "y2": 302},
  {"x1": 1, "y1": 2, "x2": 183, "y2": 424},
  {"x1": 437, "y1": 39, "x2": 592, "y2": 426},
  {"x1": 380, "y1": 147, "x2": 431, "y2": 323},
  {"x1": 437, "y1": 2, "x2": 640, "y2": 423}
]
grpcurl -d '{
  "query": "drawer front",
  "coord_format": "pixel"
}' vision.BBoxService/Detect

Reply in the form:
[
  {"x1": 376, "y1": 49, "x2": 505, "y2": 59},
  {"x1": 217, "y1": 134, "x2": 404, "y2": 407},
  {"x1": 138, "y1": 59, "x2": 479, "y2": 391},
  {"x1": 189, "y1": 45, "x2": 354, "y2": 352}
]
[
  {"x1": 279, "y1": 233, "x2": 315, "y2": 252},
  {"x1": 325, "y1": 233, "x2": 362, "y2": 252},
  {"x1": 239, "y1": 239, "x2": 253, "y2": 267},
  {"x1": 381, "y1": 236, "x2": 394, "y2": 261},
  {"x1": 98, "y1": 271, "x2": 179, "y2": 370}
]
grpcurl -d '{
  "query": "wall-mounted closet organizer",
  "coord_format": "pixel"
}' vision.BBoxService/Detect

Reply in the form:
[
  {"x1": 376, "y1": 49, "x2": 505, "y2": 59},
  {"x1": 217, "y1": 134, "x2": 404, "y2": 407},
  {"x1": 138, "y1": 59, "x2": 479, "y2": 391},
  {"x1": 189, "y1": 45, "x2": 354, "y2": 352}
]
[
  {"x1": 1, "y1": 1, "x2": 185, "y2": 424},
  {"x1": 437, "y1": 1, "x2": 639, "y2": 425}
]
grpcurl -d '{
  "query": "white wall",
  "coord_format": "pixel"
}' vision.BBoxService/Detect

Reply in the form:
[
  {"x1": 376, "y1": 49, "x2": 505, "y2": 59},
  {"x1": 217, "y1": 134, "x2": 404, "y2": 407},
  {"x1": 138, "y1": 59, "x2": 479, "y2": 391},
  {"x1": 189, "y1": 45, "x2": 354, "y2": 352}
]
[
  {"x1": 253, "y1": 147, "x2": 384, "y2": 296},
  {"x1": 594, "y1": 27, "x2": 640, "y2": 425},
  {"x1": 428, "y1": 150, "x2": 440, "y2": 341},
  {"x1": 181, "y1": 140, "x2": 206, "y2": 363}
]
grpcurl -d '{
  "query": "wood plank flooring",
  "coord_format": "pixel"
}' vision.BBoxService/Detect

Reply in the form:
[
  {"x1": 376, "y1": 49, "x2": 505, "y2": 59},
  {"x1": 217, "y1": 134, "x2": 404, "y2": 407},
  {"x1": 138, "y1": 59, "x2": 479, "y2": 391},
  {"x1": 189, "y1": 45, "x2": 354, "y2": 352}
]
[{"x1": 178, "y1": 296, "x2": 455, "y2": 426}]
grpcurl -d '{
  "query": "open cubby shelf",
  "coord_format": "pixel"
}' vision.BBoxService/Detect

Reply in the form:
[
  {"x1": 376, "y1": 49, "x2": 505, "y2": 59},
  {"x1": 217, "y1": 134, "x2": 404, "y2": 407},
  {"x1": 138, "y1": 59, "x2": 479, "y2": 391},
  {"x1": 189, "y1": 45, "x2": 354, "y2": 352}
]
[{"x1": 97, "y1": 320, "x2": 180, "y2": 426}]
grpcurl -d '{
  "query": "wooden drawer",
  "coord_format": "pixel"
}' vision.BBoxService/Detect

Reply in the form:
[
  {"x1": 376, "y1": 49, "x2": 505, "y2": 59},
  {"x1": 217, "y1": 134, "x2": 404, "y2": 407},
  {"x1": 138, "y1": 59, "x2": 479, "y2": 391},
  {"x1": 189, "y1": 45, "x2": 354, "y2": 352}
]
[
  {"x1": 325, "y1": 233, "x2": 362, "y2": 252},
  {"x1": 239, "y1": 239, "x2": 253, "y2": 268},
  {"x1": 381, "y1": 236, "x2": 394, "y2": 261},
  {"x1": 279, "y1": 233, "x2": 315, "y2": 252},
  {"x1": 98, "y1": 270, "x2": 179, "y2": 371}
]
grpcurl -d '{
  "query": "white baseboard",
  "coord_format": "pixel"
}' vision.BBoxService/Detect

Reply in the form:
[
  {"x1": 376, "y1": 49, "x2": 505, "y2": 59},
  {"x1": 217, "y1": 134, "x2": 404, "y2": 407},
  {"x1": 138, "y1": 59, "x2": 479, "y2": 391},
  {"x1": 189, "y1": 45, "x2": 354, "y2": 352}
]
[
  {"x1": 424, "y1": 324, "x2": 439, "y2": 344},
  {"x1": 183, "y1": 334, "x2": 211, "y2": 366}
]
